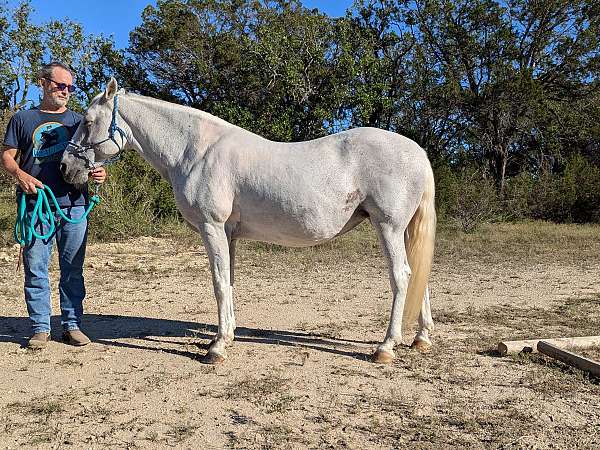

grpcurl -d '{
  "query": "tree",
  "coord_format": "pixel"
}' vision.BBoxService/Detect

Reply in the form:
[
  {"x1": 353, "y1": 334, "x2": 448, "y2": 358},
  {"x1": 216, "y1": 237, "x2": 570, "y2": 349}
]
[
  {"x1": 0, "y1": 1, "x2": 121, "y2": 115},
  {"x1": 0, "y1": 1, "x2": 44, "y2": 112},
  {"x1": 338, "y1": 1, "x2": 465, "y2": 162},
  {"x1": 125, "y1": 0, "x2": 345, "y2": 141},
  {"x1": 399, "y1": 0, "x2": 599, "y2": 193}
]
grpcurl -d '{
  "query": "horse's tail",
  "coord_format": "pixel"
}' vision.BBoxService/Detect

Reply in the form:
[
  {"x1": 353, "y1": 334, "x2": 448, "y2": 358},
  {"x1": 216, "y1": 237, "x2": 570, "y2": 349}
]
[{"x1": 402, "y1": 163, "x2": 436, "y2": 330}]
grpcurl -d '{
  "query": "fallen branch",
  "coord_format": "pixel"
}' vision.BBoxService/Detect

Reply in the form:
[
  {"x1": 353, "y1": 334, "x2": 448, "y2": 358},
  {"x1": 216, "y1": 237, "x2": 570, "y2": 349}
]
[
  {"x1": 497, "y1": 336, "x2": 600, "y2": 356},
  {"x1": 537, "y1": 341, "x2": 600, "y2": 377}
]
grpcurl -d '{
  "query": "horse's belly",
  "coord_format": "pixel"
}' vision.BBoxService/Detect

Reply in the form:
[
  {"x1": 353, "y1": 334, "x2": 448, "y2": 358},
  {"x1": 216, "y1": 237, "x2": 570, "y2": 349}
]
[
  {"x1": 235, "y1": 227, "x2": 332, "y2": 247},
  {"x1": 234, "y1": 202, "x2": 359, "y2": 247}
]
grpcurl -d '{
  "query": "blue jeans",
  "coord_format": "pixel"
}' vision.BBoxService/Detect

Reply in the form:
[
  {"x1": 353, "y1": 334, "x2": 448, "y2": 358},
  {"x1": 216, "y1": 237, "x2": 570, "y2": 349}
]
[{"x1": 23, "y1": 206, "x2": 88, "y2": 334}]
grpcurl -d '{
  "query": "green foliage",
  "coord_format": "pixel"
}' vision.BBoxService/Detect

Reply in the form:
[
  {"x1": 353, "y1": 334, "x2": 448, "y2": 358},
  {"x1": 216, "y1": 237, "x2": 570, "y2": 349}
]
[
  {"x1": 0, "y1": 0, "x2": 121, "y2": 114},
  {"x1": 0, "y1": 109, "x2": 14, "y2": 188},
  {"x1": 507, "y1": 154, "x2": 600, "y2": 223},
  {"x1": 126, "y1": 0, "x2": 343, "y2": 141},
  {"x1": 434, "y1": 154, "x2": 600, "y2": 229},
  {"x1": 435, "y1": 165, "x2": 500, "y2": 232},
  {"x1": 87, "y1": 152, "x2": 180, "y2": 241},
  {"x1": 0, "y1": 1, "x2": 44, "y2": 111},
  {"x1": 348, "y1": 0, "x2": 600, "y2": 192},
  {"x1": 118, "y1": 0, "x2": 600, "y2": 227},
  {"x1": 0, "y1": 187, "x2": 15, "y2": 246}
]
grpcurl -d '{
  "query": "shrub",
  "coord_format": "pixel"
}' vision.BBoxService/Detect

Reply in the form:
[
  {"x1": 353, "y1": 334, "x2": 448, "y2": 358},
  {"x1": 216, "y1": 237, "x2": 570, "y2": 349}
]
[
  {"x1": 503, "y1": 172, "x2": 535, "y2": 221},
  {"x1": 435, "y1": 165, "x2": 500, "y2": 233},
  {"x1": 88, "y1": 151, "x2": 181, "y2": 240},
  {"x1": 507, "y1": 154, "x2": 600, "y2": 223}
]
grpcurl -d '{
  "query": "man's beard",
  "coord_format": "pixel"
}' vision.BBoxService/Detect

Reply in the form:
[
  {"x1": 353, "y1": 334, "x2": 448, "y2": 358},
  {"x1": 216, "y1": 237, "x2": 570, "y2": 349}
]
[{"x1": 46, "y1": 95, "x2": 68, "y2": 109}]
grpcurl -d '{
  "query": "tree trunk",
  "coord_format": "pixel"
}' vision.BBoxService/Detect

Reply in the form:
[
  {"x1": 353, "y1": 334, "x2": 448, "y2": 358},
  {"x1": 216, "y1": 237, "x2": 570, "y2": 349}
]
[
  {"x1": 489, "y1": 145, "x2": 508, "y2": 196},
  {"x1": 499, "y1": 147, "x2": 507, "y2": 197}
]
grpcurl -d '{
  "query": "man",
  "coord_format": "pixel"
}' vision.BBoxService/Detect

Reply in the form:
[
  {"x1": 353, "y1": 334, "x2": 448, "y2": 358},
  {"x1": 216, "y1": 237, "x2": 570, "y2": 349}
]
[{"x1": 1, "y1": 62, "x2": 106, "y2": 349}]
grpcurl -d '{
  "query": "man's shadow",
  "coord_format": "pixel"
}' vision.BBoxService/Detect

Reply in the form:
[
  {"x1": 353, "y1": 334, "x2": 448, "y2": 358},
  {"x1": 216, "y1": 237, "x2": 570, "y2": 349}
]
[{"x1": 0, "y1": 314, "x2": 377, "y2": 362}]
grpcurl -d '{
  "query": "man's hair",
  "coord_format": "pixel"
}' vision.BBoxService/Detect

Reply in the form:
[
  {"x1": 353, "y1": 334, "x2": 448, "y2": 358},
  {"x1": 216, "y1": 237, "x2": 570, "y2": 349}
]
[{"x1": 38, "y1": 62, "x2": 73, "y2": 80}]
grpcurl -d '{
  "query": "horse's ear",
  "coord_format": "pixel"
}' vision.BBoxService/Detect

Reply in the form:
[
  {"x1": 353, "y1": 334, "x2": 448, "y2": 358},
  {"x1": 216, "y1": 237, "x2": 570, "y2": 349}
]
[{"x1": 104, "y1": 77, "x2": 118, "y2": 101}]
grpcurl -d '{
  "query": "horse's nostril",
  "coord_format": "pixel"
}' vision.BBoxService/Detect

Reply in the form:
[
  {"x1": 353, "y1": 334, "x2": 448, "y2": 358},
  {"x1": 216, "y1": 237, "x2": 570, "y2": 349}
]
[{"x1": 60, "y1": 163, "x2": 67, "y2": 173}]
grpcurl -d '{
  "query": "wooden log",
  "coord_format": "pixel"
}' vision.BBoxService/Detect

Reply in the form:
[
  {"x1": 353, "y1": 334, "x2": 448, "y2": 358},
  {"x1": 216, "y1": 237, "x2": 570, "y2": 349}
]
[
  {"x1": 537, "y1": 341, "x2": 600, "y2": 377},
  {"x1": 497, "y1": 336, "x2": 600, "y2": 356}
]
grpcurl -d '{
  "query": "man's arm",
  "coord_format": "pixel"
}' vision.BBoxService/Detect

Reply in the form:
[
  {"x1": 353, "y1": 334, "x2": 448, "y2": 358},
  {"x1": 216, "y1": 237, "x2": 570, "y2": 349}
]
[{"x1": 1, "y1": 145, "x2": 43, "y2": 194}]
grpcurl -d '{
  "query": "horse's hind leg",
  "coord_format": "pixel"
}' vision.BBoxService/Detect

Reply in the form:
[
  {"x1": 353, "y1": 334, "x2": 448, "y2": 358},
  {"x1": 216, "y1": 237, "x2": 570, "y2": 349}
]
[
  {"x1": 371, "y1": 221, "x2": 411, "y2": 363},
  {"x1": 412, "y1": 286, "x2": 433, "y2": 352},
  {"x1": 198, "y1": 221, "x2": 235, "y2": 364},
  {"x1": 227, "y1": 233, "x2": 237, "y2": 333}
]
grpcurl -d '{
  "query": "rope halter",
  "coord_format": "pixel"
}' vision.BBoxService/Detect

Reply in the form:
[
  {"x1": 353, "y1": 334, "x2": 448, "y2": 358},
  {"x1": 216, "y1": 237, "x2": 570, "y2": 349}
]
[{"x1": 66, "y1": 94, "x2": 127, "y2": 169}]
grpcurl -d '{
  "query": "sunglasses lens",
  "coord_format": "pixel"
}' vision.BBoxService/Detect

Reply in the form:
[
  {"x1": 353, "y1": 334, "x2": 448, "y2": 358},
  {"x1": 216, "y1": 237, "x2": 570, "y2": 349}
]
[
  {"x1": 56, "y1": 82, "x2": 75, "y2": 92},
  {"x1": 44, "y1": 78, "x2": 75, "y2": 92}
]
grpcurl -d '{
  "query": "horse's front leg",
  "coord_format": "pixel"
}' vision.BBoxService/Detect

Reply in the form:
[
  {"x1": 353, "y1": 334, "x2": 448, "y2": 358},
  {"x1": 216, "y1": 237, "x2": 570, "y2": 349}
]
[{"x1": 198, "y1": 221, "x2": 234, "y2": 364}]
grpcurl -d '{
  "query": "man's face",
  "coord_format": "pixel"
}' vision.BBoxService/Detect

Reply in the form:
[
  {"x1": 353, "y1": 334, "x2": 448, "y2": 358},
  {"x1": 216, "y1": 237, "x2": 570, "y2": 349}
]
[{"x1": 40, "y1": 67, "x2": 74, "y2": 109}]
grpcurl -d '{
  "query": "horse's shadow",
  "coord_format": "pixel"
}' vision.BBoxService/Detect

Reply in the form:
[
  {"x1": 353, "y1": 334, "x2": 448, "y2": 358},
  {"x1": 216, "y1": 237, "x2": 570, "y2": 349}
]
[{"x1": 0, "y1": 314, "x2": 376, "y2": 362}]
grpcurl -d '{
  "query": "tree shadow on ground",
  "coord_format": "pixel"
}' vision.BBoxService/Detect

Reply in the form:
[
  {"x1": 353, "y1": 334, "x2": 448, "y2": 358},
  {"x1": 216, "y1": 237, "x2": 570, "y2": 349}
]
[{"x1": 0, "y1": 314, "x2": 377, "y2": 362}]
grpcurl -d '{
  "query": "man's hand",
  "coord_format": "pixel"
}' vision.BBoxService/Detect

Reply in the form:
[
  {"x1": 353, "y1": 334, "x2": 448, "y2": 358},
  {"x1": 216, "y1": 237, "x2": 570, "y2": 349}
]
[
  {"x1": 89, "y1": 167, "x2": 107, "y2": 184},
  {"x1": 2, "y1": 146, "x2": 43, "y2": 194},
  {"x1": 16, "y1": 170, "x2": 44, "y2": 195}
]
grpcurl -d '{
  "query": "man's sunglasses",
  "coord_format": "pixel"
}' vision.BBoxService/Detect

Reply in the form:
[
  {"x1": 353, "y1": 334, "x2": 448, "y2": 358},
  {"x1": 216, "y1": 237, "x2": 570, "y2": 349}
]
[{"x1": 43, "y1": 77, "x2": 76, "y2": 93}]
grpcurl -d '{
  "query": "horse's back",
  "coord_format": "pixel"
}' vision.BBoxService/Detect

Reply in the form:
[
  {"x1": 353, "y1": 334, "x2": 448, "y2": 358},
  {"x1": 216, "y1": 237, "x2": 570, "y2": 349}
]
[{"x1": 223, "y1": 126, "x2": 429, "y2": 182}]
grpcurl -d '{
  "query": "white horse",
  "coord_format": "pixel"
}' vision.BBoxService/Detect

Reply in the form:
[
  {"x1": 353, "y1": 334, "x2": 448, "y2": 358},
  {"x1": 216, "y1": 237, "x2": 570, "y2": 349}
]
[{"x1": 61, "y1": 78, "x2": 436, "y2": 364}]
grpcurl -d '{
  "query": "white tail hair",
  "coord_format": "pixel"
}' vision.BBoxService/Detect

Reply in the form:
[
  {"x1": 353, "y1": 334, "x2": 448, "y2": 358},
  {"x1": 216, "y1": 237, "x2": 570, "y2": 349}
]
[{"x1": 402, "y1": 165, "x2": 436, "y2": 330}]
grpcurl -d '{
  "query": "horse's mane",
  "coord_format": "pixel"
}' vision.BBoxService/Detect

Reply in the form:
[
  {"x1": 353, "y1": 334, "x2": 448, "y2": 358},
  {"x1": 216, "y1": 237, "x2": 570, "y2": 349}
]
[{"x1": 122, "y1": 91, "x2": 238, "y2": 131}]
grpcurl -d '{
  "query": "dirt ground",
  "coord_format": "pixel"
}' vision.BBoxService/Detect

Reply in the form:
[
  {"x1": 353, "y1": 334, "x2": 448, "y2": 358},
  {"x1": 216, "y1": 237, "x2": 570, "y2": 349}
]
[{"x1": 1, "y1": 223, "x2": 599, "y2": 449}]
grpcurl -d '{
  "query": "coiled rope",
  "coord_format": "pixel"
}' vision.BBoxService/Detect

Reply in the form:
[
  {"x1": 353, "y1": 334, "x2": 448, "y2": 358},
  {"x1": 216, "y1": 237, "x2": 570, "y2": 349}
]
[{"x1": 14, "y1": 184, "x2": 100, "y2": 246}]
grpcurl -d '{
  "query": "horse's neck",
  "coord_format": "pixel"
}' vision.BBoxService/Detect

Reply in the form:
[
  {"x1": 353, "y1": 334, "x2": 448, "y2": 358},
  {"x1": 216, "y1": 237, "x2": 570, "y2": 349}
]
[{"x1": 120, "y1": 94, "x2": 230, "y2": 178}]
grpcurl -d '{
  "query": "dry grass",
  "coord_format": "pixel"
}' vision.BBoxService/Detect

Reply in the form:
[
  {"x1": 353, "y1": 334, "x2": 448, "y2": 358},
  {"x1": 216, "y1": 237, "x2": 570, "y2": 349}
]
[
  {"x1": 3, "y1": 187, "x2": 599, "y2": 267},
  {"x1": 0, "y1": 190, "x2": 15, "y2": 247},
  {"x1": 435, "y1": 221, "x2": 600, "y2": 265},
  {"x1": 6, "y1": 399, "x2": 65, "y2": 417},
  {"x1": 436, "y1": 293, "x2": 600, "y2": 343},
  {"x1": 578, "y1": 346, "x2": 600, "y2": 362},
  {"x1": 217, "y1": 371, "x2": 299, "y2": 414},
  {"x1": 230, "y1": 221, "x2": 600, "y2": 270},
  {"x1": 165, "y1": 423, "x2": 198, "y2": 443}
]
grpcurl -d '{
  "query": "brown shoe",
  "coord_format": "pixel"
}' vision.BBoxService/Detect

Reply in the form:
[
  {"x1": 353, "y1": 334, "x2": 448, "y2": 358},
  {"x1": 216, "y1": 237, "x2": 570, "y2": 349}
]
[
  {"x1": 28, "y1": 332, "x2": 50, "y2": 349},
  {"x1": 62, "y1": 329, "x2": 91, "y2": 346}
]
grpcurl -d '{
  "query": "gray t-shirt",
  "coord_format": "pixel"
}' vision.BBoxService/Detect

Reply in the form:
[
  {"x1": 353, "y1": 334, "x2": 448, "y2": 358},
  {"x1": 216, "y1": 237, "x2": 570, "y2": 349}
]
[{"x1": 3, "y1": 107, "x2": 87, "y2": 208}]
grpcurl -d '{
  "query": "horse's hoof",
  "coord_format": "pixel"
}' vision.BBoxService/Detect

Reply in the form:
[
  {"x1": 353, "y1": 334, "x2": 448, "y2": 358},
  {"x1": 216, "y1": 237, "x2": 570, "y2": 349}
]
[
  {"x1": 411, "y1": 339, "x2": 432, "y2": 353},
  {"x1": 371, "y1": 349, "x2": 395, "y2": 364},
  {"x1": 201, "y1": 352, "x2": 225, "y2": 365}
]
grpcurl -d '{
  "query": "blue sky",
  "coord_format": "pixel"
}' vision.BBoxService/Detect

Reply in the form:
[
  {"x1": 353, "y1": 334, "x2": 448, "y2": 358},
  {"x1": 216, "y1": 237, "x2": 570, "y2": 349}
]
[{"x1": 8, "y1": 0, "x2": 354, "y2": 49}]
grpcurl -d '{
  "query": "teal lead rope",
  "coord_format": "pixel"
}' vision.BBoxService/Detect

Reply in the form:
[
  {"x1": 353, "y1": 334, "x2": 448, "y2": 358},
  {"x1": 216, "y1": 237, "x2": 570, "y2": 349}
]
[{"x1": 14, "y1": 184, "x2": 101, "y2": 246}]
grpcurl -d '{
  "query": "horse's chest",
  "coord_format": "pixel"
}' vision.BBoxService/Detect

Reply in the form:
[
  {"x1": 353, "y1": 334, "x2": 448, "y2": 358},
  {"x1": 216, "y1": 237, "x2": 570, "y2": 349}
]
[{"x1": 172, "y1": 177, "x2": 234, "y2": 224}]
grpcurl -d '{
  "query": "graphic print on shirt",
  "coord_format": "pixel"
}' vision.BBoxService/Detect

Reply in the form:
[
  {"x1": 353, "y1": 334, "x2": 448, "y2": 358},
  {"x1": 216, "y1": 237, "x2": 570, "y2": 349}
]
[{"x1": 31, "y1": 121, "x2": 70, "y2": 163}]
